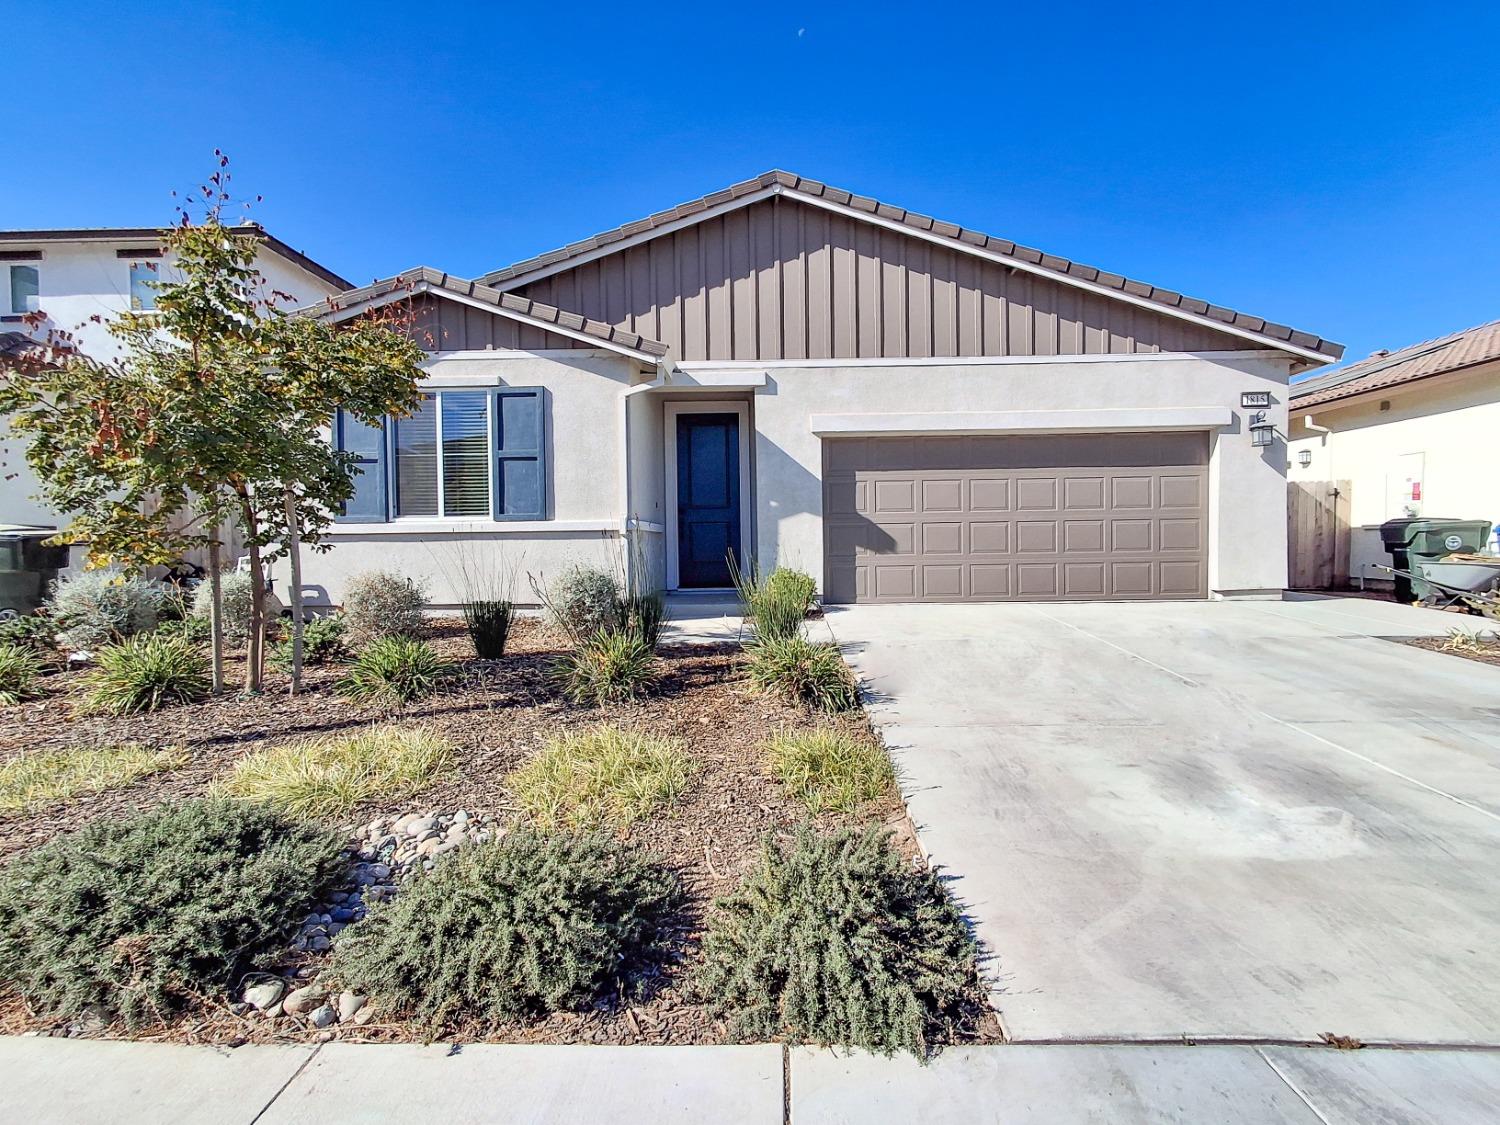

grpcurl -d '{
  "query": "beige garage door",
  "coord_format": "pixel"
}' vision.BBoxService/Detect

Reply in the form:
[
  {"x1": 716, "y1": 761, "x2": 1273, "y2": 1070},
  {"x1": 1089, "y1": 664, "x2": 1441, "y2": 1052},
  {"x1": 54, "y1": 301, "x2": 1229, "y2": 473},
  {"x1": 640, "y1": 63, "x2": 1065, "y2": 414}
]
[{"x1": 823, "y1": 432, "x2": 1209, "y2": 603}]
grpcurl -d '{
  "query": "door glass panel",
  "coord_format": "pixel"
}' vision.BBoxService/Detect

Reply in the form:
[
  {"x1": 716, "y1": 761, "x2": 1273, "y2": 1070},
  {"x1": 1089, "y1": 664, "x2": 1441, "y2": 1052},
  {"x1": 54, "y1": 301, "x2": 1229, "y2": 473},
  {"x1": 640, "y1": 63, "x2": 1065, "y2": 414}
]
[
  {"x1": 441, "y1": 392, "x2": 490, "y2": 517},
  {"x1": 394, "y1": 395, "x2": 438, "y2": 517}
]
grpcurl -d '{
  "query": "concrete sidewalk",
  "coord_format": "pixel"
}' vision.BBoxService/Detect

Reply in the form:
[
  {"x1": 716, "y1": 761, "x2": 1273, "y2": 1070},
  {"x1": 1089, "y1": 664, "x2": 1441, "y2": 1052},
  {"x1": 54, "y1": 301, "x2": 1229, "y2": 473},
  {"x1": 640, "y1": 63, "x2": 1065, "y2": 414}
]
[{"x1": 5, "y1": 1037, "x2": 1500, "y2": 1123}]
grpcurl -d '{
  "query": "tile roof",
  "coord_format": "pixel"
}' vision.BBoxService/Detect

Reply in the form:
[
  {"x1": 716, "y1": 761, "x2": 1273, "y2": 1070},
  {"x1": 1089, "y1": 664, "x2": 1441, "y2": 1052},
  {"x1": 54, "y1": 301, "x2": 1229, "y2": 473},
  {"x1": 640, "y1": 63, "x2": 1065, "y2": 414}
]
[
  {"x1": 480, "y1": 170, "x2": 1343, "y2": 361},
  {"x1": 0, "y1": 331, "x2": 67, "y2": 369},
  {"x1": 1291, "y1": 317, "x2": 1500, "y2": 409},
  {"x1": 300, "y1": 267, "x2": 669, "y2": 359}
]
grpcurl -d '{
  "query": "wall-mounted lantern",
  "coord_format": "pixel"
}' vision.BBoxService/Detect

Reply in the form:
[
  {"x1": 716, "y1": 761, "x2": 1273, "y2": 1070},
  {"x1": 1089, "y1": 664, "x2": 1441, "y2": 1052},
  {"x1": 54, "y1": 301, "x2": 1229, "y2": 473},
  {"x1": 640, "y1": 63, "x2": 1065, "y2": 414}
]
[
  {"x1": 1297, "y1": 449, "x2": 1313, "y2": 467},
  {"x1": 1241, "y1": 391, "x2": 1272, "y2": 408},
  {"x1": 1249, "y1": 411, "x2": 1276, "y2": 447}
]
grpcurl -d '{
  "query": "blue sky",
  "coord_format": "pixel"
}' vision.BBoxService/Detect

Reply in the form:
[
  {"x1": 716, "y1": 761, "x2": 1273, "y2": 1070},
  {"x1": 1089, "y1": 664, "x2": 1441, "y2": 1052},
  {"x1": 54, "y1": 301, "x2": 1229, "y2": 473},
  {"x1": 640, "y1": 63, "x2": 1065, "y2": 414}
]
[{"x1": 4, "y1": 0, "x2": 1497, "y2": 366}]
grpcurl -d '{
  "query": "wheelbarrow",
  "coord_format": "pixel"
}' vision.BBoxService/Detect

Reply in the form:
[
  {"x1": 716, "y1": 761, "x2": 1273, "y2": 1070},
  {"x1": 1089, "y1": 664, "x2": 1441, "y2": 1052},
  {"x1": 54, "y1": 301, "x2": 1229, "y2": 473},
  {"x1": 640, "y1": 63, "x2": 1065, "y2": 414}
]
[{"x1": 1373, "y1": 561, "x2": 1500, "y2": 618}]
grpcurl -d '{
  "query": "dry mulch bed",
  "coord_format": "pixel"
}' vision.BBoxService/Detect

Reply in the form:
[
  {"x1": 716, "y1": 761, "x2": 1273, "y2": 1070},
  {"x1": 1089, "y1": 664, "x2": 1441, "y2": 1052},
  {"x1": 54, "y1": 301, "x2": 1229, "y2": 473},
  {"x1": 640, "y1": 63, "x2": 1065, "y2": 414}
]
[
  {"x1": 1400, "y1": 631, "x2": 1500, "y2": 668},
  {"x1": 0, "y1": 617, "x2": 999, "y2": 1048}
]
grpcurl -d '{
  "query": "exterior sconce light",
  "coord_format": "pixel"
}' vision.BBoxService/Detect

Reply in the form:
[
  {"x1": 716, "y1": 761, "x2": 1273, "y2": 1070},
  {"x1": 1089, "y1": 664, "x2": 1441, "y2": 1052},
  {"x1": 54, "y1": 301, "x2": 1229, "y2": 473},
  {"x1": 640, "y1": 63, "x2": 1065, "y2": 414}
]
[
  {"x1": 1297, "y1": 449, "x2": 1313, "y2": 467},
  {"x1": 1249, "y1": 411, "x2": 1275, "y2": 448},
  {"x1": 1241, "y1": 391, "x2": 1272, "y2": 408}
]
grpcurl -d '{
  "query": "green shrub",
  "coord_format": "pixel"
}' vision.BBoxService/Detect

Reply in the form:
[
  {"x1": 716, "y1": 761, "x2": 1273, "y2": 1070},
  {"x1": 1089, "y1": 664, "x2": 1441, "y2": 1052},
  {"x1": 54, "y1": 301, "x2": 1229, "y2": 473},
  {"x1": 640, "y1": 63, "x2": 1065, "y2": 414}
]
[
  {"x1": 48, "y1": 570, "x2": 163, "y2": 651},
  {"x1": 83, "y1": 634, "x2": 213, "y2": 715},
  {"x1": 0, "y1": 745, "x2": 188, "y2": 812},
  {"x1": 0, "y1": 643, "x2": 43, "y2": 706},
  {"x1": 269, "y1": 613, "x2": 350, "y2": 670},
  {"x1": 221, "y1": 726, "x2": 452, "y2": 819},
  {"x1": 462, "y1": 599, "x2": 513, "y2": 659},
  {"x1": 338, "y1": 637, "x2": 450, "y2": 708},
  {"x1": 547, "y1": 564, "x2": 622, "y2": 643},
  {"x1": 154, "y1": 614, "x2": 212, "y2": 645},
  {"x1": 0, "y1": 612, "x2": 60, "y2": 653},
  {"x1": 747, "y1": 634, "x2": 858, "y2": 712},
  {"x1": 552, "y1": 626, "x2": 657, "y2": 705},
  {"x1": 342, "y1": 570, "x2": 428, "y2": 646},
  {"x1": 618, "y1": 590, "x2": 667, "y2": 650},
  {"x1": 734, "y1": 564, "x2": 817, "y2": 643},
  {"x1": 0, "y1": 799, "x2": 344, "y2": 1024},
  {"x1": 191, "y1": 571, "x2": 259, "y2": 644},
  {"x1": 768, "y1": 728, "x2": 896, "y2": 814},
  {"x1": 698, "y1": 826, "x2": 978, "y2": 1057},
  {"x1": 331, "y1": 831, "x2": 680, "y2": 1021},
  {"x1": 510, "y1": 723, "x2": 692, "y2": 829}
]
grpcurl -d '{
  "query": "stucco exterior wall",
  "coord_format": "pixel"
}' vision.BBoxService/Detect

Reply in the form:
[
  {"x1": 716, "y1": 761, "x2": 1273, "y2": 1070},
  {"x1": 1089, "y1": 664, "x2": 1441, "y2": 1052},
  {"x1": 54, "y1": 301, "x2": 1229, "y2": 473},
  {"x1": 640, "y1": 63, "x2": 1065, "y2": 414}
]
[
  {"x1": 285, "y1": 350, "x2": 641, "y2": 607},
  {"x1": 1288, "y1": 361, "x2": 1500, "y2": 579},
  {"x1": 747, "y1": 352, "x2": 1296, "y2": 595}
]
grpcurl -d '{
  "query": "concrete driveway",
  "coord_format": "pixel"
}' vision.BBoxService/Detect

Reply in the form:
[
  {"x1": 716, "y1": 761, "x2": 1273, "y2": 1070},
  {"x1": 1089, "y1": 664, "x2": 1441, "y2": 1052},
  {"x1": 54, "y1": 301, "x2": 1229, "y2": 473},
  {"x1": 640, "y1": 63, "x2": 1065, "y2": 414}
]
[{"x1": 827, "y1": 596, "x2": 1500, "y2": 1045}]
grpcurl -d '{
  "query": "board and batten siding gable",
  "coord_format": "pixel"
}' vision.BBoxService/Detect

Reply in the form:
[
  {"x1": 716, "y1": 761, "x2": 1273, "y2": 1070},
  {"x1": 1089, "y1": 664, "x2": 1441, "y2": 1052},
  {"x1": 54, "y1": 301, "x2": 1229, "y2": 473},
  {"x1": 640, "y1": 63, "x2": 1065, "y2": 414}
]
[
  {"x1": 507, "y1": 195, "x2": 1254, "y2": 362},
  {"x1": 407, "y1": 292, "x2": 589, "y2": 352}
]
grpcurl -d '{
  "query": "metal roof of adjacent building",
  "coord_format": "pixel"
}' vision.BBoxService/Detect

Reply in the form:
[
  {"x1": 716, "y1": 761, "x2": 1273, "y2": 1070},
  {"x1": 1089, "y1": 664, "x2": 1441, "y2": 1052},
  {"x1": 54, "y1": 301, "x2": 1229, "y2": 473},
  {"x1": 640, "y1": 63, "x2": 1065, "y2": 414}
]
[
  {"x1": 1291, "y1": 317, "x2": 1500, "y2": 409},
  {"x1": 0, "y1": 224, "x2": 352, "y2": 291},
  {"x1": 300, "y1": 267, "x2": 669, "y2": 359},
  {"x1": 479, "y1": 170, "x2": 1343, "y2": 361}
]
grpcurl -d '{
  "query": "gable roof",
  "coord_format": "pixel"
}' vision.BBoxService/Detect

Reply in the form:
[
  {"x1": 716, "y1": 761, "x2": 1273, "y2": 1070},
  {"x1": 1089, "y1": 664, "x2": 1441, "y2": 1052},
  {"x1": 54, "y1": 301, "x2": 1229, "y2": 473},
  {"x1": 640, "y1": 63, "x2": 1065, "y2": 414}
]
[
  {"x1": 0, "y1": 224, "x2": 351, "y2": 291},
  {"x1": 299, "y1": 267, "x2": 668, "y2": 363},
  {"x1": 480, "y1": 170, "x2": 1343, "y2": 364},
  {"x1": 1291, "y1": 317, "x2": 1500, "y2": 410}
]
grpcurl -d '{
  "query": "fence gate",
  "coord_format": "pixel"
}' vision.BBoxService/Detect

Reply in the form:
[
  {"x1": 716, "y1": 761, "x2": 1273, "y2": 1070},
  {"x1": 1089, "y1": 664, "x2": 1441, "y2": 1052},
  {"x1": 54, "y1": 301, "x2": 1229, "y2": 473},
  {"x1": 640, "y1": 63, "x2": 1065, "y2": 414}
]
[{"x1": 1287, "y1": 479, "x2": 1351, "y2": 589}]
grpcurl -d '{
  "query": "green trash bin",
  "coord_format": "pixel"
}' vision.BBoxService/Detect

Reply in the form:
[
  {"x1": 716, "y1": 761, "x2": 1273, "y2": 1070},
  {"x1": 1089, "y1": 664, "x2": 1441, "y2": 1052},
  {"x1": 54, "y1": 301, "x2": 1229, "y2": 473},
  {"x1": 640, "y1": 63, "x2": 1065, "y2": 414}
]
[{"x1": 1379, "y1": 518, "x2": 1493, "y2": 603}]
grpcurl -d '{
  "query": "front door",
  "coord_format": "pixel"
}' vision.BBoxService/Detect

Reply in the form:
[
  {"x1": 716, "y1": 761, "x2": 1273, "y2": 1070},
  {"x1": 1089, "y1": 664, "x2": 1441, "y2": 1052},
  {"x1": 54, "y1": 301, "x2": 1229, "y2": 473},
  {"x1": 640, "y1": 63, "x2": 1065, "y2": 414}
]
[{"x1": 676, "y1": 412, "x2": 741, "y2": 588}]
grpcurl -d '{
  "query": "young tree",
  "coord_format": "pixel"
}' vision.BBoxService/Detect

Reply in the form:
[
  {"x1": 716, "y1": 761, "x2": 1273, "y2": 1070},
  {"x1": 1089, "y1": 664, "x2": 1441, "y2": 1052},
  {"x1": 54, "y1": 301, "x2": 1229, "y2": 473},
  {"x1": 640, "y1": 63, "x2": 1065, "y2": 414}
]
[{"x1": 0, "y1": 154, "x2": 425, "y2": 693}]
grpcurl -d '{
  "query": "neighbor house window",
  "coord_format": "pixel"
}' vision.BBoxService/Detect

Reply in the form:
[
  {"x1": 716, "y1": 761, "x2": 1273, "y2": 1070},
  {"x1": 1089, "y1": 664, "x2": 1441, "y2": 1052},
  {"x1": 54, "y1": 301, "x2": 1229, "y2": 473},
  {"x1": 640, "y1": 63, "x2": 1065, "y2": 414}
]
[
  {"x1": 128, "y1": 261, "x2": 158, "y2": 310},
  {"x1": 334, "y1": 387, "x2": 546, "y2": 523},
  {"x1": 8, "y1": 264, "x2": 38, "y2": 314}
]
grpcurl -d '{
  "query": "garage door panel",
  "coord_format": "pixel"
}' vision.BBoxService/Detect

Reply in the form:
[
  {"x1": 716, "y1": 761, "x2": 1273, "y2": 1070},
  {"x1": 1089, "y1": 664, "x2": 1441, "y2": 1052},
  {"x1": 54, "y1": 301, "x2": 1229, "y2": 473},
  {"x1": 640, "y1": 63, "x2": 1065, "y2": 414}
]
[{"x1": 823, "y1": 434, "x2": 1208, "y2": 603}]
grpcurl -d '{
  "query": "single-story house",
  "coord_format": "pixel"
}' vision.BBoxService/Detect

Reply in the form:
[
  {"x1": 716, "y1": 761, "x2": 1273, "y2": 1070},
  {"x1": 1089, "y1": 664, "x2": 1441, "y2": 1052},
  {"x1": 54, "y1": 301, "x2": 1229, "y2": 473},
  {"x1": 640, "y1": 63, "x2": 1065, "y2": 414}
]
[
  {"x1": 287, "y1": 171, "x2": 1344, "y2": 608},
  {"x1": 1289, "y1": 317, "x2": 1500, "y2": 583}
]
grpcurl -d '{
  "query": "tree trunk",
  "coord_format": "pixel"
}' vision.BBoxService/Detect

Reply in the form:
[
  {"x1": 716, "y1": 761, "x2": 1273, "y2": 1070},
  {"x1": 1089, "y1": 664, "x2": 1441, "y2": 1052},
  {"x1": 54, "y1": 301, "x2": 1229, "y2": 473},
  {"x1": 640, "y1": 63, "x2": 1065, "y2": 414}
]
[
  {"x1": 236, "y1": 488, "x2": 265, "y2": 693},
  {"x1": 283, "y1": 487, "x2": 304, "y2": 696},
  {"x1": 207, "y1": 538, "x2": 224, "y2": 695}
]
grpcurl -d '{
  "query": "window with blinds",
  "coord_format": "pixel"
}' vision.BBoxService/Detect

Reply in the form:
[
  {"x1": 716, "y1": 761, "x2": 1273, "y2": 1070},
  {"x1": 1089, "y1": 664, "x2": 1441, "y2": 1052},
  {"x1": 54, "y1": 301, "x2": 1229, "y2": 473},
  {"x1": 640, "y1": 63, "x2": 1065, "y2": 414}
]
[{"x1": 336, "y1": 387, "x2": 544, "y2": 523}]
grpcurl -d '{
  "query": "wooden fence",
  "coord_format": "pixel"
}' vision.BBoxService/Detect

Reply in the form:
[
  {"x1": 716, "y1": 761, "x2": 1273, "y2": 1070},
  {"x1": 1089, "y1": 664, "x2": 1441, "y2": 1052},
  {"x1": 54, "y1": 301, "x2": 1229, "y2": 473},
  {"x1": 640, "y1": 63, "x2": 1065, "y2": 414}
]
[{"x1": 1287, "y1": 479, "x2": 1351, "y2": 589}]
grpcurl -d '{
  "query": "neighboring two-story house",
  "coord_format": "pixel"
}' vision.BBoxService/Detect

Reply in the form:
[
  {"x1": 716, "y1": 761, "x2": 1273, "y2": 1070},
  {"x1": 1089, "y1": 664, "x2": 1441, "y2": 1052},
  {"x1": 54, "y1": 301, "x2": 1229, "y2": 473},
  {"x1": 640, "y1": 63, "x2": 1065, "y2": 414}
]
[{"x1": 0, "y1": 225, "x2": 349, "y2": 533}]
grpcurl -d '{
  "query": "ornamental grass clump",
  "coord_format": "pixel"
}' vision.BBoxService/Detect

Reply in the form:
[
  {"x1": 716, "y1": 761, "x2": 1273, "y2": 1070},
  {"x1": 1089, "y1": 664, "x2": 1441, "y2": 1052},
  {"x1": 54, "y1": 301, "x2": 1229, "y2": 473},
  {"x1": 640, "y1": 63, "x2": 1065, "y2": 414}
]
[
  {"x1": 552, "y1": 626, "x2": 658, "y2": 705},
  {"x1": 339, "y1": 637, "x2": 450, "y2": 708},
  {"x1": 768, "y1": 728, "x2": 896, "y2": 814},
  {"x1": 698, "y1": 826, "x2": 978, "y2": 1057},
  {"x1": 0, "y1": 799, "x2": 344, "y2": 1025},
  {"x1": 746, "y1": 634, "x2": 858, "y2": 713},
  {"x1": 510, "y1": 724, "x2": 692, "y2": 830},
  {"x1": 462, "y1": 599, "x2": 514, "y2": 659},
  {"x1": 83, "y1": 634, "x2": 212, "y2": 715},
  {"x1": 0, "y1": 642, "x2": 44, "y2": 706},
  {"x1": 733, "y1": 562, "x2": 817, "y2": 643},
  {"x1": 221, "y1": 726, "x2": 453, "y2": 819},
  {"x1": 0, "y1": 745, "x2": 188, "y2": 812},
  {"x1": 331, "y1": 831, "x2": 681, "y2": 1022}
]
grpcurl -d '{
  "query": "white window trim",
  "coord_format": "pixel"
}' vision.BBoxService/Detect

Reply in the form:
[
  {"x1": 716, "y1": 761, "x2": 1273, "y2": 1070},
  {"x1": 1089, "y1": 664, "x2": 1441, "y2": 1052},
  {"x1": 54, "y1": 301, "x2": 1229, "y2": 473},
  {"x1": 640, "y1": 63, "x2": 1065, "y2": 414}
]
[
  {"x1": 664, "y1": 399, "x2": 753, "y2": 591},
  {"x1": 392, "y1": 389, "x2": 495, "y2": 521}
]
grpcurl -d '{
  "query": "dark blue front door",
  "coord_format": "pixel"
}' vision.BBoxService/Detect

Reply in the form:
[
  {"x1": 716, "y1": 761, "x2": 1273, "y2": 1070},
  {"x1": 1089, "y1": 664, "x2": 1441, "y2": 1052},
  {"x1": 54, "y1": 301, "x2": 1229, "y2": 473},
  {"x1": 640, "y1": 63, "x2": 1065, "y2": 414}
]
[{"x1": 676, "y1": 412, "x2": 741, "y2": 588}]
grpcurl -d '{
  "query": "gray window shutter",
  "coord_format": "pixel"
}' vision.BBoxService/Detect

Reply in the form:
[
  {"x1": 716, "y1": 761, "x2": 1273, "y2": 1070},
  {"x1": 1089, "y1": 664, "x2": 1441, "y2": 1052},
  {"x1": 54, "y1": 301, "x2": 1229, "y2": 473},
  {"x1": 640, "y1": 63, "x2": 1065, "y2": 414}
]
[
  {"x1": 493, "y1": 388, "x2": 545, "y2": 520},
  {"x1": 336, "y1": 411, "x2": 388, "y2": 522}
]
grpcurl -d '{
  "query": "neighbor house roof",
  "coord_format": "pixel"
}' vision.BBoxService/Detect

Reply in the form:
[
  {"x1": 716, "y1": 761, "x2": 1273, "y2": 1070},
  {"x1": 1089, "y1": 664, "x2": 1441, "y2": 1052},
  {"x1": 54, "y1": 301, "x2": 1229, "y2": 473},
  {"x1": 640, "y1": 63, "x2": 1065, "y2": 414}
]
[
  {"x1": 1291, "y1": 317, "x2": 1500, "y2": 410},
  {"x1": 479, "y1": 170, "x2": 1343, "y2": 363},
  {"x1": 0, "y1": 224, "x2": 351, "y2": 291},
  {"x1": 0, "y1": 331, "x2": 67, "y2": 369},
  {"x1": 300, "y1": 267, "x2": 669, "y2": 362}
]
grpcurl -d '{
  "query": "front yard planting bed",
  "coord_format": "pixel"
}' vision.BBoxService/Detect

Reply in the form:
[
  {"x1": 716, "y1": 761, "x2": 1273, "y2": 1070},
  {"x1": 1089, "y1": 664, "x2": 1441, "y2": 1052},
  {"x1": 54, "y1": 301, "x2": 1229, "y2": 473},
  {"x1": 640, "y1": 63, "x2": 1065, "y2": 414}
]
[{"x1": 0, "y1": 616, "x2": 998, "y2": 1051}]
